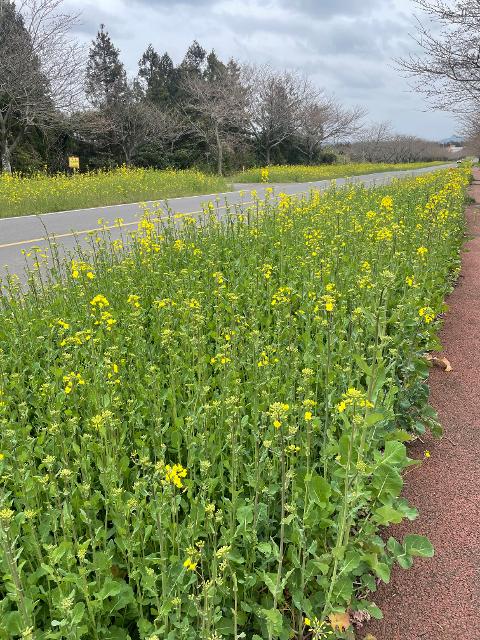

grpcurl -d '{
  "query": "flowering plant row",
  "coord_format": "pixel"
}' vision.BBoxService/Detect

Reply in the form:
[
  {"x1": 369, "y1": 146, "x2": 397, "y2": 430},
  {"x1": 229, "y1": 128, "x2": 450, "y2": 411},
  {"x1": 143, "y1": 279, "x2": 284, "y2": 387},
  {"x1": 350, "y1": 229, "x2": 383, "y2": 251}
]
[{"x1": 0, "y1": 167, "x2": 469, "y2": 639}]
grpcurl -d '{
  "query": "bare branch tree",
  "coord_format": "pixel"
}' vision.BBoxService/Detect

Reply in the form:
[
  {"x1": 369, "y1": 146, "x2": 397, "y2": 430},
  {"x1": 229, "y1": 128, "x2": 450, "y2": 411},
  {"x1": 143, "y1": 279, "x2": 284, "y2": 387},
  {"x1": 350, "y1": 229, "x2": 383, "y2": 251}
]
[
  {"x1": 182, "y1": 62, "x2": 249, "y2": 175},
  {"x1": 345, "y1": 121, "x2": 450, "y2": 163},
  {"x1": 109, "y1": 98, "x2": 186, "y2": 166},
  {"x1": 74, "y1": 88, "x2": 187, "y2": 167},
  {"x1": 0, "y1": 0, "x2": 84, "y2": 173},
  {"x1": 244, "y1": 65, "x2": 317, "y2": 165},
  {"x1": 399, "y1": 0, "x2": 480, "y2": 113},
  {"x1": 298, "y1": 96, "x2": 365, "y2": 163}
]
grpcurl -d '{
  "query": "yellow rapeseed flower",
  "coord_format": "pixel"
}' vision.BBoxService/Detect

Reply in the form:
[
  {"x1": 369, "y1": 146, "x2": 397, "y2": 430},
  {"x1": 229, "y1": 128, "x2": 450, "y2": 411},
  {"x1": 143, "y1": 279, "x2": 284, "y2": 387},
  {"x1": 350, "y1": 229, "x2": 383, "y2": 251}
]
[
  {"x1": 183, "y1": 558, "x2": 197, "y2": 571},
  {"x1": 90, "y1": 294, "x2": 109, "y2": 309},
  {"x1": 164, "y1": 463, "x2": 187, "y2": 489}
]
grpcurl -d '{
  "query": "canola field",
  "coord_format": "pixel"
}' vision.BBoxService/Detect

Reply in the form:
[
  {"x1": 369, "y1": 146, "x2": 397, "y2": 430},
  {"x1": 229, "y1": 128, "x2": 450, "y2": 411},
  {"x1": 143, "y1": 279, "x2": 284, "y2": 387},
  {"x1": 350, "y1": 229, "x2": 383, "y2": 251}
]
[
  {"x1": 0, "y1": 167, "x2": 228, "y2": 218},
  {"x1": 232, "y1": 162, "x2": 447, "y2": 184},
  {"x1": 0, "y1": 167, "x2": 469, "y2": 639}
]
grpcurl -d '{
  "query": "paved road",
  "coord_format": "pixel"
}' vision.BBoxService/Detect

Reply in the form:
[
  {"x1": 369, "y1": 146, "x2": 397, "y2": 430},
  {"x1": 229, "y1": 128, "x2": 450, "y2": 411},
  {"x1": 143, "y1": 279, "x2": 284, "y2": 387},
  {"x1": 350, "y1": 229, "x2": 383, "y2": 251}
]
[{"x1": 0, "y1": 164, "x2": 454, "y2": 281}]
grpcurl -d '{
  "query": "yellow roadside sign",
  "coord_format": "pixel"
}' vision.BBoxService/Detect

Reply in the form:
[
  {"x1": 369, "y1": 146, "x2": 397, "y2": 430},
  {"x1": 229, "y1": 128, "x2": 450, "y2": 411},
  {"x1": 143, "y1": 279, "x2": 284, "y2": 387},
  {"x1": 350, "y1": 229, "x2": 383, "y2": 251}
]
[{"x1": 68, "y1": 156, "x2": 80, "y2": 170}]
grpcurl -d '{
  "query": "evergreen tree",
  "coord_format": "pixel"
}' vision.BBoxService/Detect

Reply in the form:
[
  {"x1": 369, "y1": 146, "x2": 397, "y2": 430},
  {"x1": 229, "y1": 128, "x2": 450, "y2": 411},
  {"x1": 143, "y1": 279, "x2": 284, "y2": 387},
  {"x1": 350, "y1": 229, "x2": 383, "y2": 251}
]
[
  {"x1": 204, "y1": 50, "x2": 227, "y2": 82},
  {"x1": 86, "y1": 25, "x2": 127, "y2": 108},
  {"x1": 138, "y1": 45, "x2": 174, "y2": 105},
  {"x1": 181, "y1": 40, "x2": 207, "y2": 76},
  {"x1": 158, "y1": 53, "x2": 175, "y2": 93}
]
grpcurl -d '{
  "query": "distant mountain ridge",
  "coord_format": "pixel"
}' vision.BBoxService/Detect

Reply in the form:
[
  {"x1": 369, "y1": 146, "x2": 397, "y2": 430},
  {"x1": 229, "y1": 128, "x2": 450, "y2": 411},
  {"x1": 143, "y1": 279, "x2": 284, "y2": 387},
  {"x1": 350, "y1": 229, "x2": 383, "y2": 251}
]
[{"x1": 439, "y1": 135, "x2": 464, "y2": 145}]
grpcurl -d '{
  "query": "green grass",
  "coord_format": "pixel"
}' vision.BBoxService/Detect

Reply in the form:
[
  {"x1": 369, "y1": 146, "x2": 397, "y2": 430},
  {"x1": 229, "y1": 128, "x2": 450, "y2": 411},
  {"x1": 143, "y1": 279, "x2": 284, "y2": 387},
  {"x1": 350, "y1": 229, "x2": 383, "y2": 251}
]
[
  {"x1": 231, "y1": 161, "x2": 448, "y2": 183},
  {"x1": 0, "y1": 167, "x2": 228, "y2": 218},
  {"x1": 0, "y1": 167, "x2": 469, "y2": 639}
]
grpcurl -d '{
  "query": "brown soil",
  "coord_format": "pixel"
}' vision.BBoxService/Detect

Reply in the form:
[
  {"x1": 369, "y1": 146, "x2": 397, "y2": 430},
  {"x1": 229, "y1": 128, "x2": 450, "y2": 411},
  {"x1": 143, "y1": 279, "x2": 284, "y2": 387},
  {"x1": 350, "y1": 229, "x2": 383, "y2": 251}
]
[{"x1": 361, "y1": 169, "x2": 480, "y2": 640}]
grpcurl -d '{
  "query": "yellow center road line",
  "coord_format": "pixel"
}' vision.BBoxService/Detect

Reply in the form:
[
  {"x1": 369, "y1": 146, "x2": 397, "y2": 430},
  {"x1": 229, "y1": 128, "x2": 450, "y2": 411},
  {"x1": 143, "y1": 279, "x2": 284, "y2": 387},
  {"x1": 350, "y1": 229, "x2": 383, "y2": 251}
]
[
  {"x1": 0, "y1": 220, "x2": 142, "y2": 249},
  {"x1": 4, "y1": 174, "x2": 398, "y2": 252},
  {"x1": 0, "y1": 197, "x2": 268, "y2": 251},
  {"x1": 0, "y1": 173, "x2": 411, "y2": 252},
  {"x1": 0, "y1": 210, "x2": 208, "y2": 250}
]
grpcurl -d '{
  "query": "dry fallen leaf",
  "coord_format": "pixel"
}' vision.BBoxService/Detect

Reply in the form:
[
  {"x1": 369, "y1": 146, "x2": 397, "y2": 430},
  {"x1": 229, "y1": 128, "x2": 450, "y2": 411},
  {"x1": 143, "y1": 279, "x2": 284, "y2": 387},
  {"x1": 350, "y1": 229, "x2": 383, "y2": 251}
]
[
  {"x1": 425, "y1": 353, "x2": 452, "y2": 372},
  {"x1": 364, "y1": 635, "x2": 377, "y2": 640},
  {"x1": 351, "y1": 609, "x2": 371, "y2": 627},
  {"x1": 328, "y1": 611, "x2": 351, "y2": 631}
]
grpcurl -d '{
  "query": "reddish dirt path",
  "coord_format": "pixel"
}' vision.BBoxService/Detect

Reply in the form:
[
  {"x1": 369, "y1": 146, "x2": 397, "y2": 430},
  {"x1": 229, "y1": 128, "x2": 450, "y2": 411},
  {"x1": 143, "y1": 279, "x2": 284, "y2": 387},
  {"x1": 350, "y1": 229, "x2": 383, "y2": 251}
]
[{"x1": 362, "y1": 170, "x2": 480, "y2": 640}]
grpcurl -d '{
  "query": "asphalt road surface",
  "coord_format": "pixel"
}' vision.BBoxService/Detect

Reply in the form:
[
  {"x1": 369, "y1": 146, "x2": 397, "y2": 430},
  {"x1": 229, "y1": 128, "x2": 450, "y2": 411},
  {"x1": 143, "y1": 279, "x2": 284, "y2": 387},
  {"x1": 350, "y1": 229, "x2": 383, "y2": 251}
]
[{"x1": 0, "y1": 163, "x2": 454, "y2": 282}]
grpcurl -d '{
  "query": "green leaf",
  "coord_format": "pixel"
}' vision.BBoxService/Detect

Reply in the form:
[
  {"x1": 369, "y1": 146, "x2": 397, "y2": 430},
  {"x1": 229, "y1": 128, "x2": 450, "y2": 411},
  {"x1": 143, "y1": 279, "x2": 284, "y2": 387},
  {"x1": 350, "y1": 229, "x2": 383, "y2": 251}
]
[
  {"x1": 373, "y1": 505, "x2": 404, "y2": 525},
  {"x1": 4, "y1": 611, "x2": 23, "y2": 635},
  {"x1": 227, "y1": 549, "x2": 245, "y2": 564},
  {"x1": 216, "y1": 617, "x2": 235, "y2": 635},
  {"x1": 387, "y1": 535, "x2": 434, "y2": 569},
  {"x1": 332, "y1": 575, "x2": 354, "y2": 603},
  {"x1": 262, "y1": 572, "x2": 282, "y2": 601},
  {"x1": 384, "y1": 429, "x2": 412, "y2": 443},
  {"x1": 380, "y1": 441, "x2": 408, "y2": 467},
  {"x1": 365, "y1": 412, "x2": 384, "y2": 427},
  {"x1": 364, "y1": 602, "x2": 384, "y2": 620},
  {"x1": 236, "y1": 504, "x2": 254, "y2": 525},
  {"x1": 338, "y1": 550, "x2": 362, "y2": 577},
  {"x1": 374, "y1": 562, "x2": 391, "y2": 584},
  {"x1": 257, "y1": 542, "x2": 272, "y2": 557},
  {"x1": 306, "y1": 473, "x2": 331, "y2": 507},
  {"x1": 404, "y1": 535, "x2": 434, "y2": 558},
  {"x1": 71, "y1": 602, "x2": 85, "y2": 625},
  {"x1": 396, "y1": 498, "x2": 418, "y2": 521},
  {"x1": 371, "y1": 465, "x2": 403, "y2": 503},
  {"x1": 96, "y1": 578, "x2": 124, "y2": 601},
  {"x1": 261, "y1": 608, "x2": 283, "y2": 638},
  {"x1": 353, "y1": 355, "x2": 372, "y2": 376},
  {"x1": 386, "y1": 537, "x2": 403, "y2": 556}
]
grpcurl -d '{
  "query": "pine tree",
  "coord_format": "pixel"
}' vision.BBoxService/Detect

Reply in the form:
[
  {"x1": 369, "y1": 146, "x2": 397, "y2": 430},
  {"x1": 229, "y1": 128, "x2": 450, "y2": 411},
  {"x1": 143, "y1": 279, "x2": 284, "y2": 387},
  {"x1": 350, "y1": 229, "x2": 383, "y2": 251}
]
[
  {"x1": 138, "y1": 45, "x2": 174, "y2": 105},
  {"x1": 204, "y1": 50, "x2": 227, "y2": 82},
  {"x1": 86, "y1": 24, "x2": 127, "y2": 108},
  {"x1": 181, "y1": 40, "x2": 207, "y2": 76}
]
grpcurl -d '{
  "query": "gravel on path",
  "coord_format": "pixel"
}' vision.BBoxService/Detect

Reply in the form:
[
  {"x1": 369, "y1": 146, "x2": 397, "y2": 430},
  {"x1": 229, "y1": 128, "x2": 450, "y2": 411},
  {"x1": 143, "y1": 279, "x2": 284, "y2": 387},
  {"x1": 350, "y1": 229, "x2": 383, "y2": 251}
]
[{"x1": 362, "y1": 169, "x2": 480, "y2": 640}]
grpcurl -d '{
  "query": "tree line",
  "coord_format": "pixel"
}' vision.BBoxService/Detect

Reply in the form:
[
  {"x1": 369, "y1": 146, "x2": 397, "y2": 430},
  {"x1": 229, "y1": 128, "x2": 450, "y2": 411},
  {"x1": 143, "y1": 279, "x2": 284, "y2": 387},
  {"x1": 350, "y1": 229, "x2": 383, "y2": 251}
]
[{"x1": 0, "y1": 0, "x2": 453, "y2": 175}]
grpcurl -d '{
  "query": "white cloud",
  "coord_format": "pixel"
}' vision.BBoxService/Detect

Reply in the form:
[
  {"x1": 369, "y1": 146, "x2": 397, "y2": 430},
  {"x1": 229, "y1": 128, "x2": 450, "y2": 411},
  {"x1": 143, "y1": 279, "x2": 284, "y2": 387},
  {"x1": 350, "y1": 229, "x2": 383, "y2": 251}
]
[{"x1": 65, "y1": 0, "x2": 459, "y2": 139}]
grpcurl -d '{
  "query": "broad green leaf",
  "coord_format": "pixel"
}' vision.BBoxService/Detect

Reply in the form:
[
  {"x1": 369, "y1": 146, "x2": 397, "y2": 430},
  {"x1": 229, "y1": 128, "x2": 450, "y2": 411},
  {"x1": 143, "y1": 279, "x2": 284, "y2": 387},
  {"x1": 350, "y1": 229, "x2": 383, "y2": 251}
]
[
  {"x1": 363, "y1": 602, "x2": 384, "y2": 620},
  {"x1": 261, "y1": 608, "x2": 283, "y2": 638},
  {"x1": 373, "y1": 505, "x2": 404, "y2": 525},
  {"x1": 257, "y1": 542, "x2": 272, "y2": 556},
  {"x1": 96, "y1": 578, "x2": 124, "y2": 601},
  {"x1": 71, "y1": 602, "x2": 85, "y2": 625},
  {"x1": 216, "y1": 617, "x2": 235, "y2": 635},
  {"x1": 404, "y1": 535, "x2": 434, "y2": 558},
  {"x1": 365, "y1": 412, "x2": 384, "y2": 427},
  {"x1": 396, "y1": 498, "x2": 418, "y2": 521},
  {"x1": 373, "y1": 562, "x2": 391, "y2": 584},
  {"x1": 380, "y1": 441, "x2": 408, "y2": 467},
  {"x1": 371, "y1": 465, "x2": 403, "y2": 503},
  {"x1": 332, "y1": 575, "x2": 354, "y2": 603},
  {"x1": 262, "y1": 572, "x2": 282, "y2": 601},
  {"x1": 338, "y1": 550, "x2": 362, "y2": 577},
  {"x1": 306, "y1": 473, "x2": 331, "y2": 507},
  {"x1": 236, "y1": 504, "x2": 254, "y2": 525},
  {"x1": 4, "y1": 611, "x2": 23, "y2": 635}
]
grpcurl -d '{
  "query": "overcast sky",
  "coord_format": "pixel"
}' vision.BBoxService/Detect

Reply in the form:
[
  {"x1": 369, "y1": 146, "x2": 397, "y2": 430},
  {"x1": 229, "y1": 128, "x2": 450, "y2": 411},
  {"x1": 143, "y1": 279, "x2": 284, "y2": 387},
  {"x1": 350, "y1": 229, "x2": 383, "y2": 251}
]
[{"x1": 65, "y1": 0, "x2": 458, "y2": 141}]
